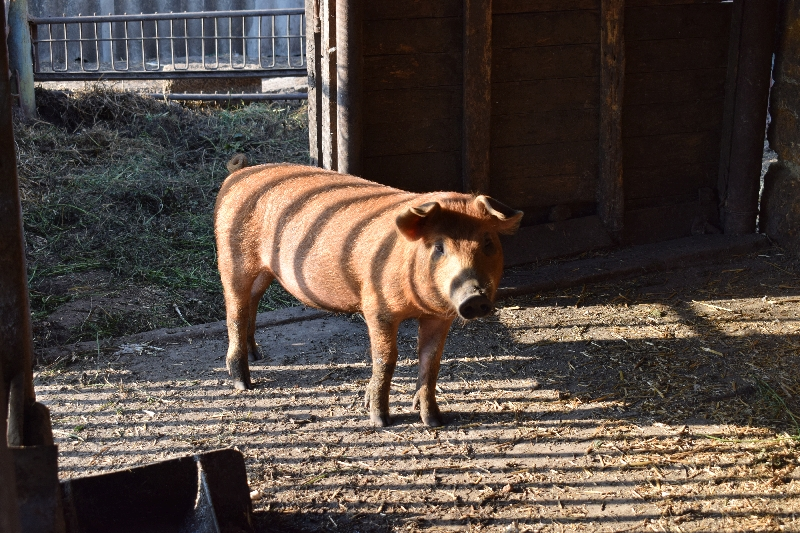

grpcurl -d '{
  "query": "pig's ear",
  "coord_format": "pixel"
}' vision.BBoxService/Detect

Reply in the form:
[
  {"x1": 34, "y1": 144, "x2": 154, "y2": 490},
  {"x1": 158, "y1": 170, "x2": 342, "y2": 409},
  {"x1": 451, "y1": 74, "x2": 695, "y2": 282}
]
[
  {"x1": 475, "y1": 195, "x2": 524, "y2": 235},
  {"x1": 396, "y1": 202, "x2": 441, "y2": 241}
]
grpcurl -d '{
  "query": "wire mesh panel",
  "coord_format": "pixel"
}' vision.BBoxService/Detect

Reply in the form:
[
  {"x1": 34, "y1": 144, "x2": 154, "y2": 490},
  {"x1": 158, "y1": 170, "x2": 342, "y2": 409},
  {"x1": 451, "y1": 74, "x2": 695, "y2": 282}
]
[{"x1": 30, "y1": 9, "x2": 306, "y2": 80}]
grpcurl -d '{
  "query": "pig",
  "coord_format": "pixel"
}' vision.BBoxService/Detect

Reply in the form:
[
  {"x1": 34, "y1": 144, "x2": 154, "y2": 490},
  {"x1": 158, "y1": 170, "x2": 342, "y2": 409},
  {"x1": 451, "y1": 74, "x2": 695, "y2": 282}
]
[{"x1": 214, "y1": 158, "x2": 523, "y2": 427}]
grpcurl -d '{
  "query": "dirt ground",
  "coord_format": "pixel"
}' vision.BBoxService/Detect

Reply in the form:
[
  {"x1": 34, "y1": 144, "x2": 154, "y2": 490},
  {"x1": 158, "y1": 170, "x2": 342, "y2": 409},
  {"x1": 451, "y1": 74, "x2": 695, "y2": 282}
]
[{"x1": 32, "y1": 247, "x2": 800, "y2": 533}]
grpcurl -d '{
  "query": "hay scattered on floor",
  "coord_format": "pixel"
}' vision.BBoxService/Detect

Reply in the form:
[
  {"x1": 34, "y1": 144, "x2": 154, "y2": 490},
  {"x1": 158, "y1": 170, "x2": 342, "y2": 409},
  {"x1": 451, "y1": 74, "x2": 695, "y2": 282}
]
[{"x1": 16, "y1": 84, "x2": 306, "y2": 350}]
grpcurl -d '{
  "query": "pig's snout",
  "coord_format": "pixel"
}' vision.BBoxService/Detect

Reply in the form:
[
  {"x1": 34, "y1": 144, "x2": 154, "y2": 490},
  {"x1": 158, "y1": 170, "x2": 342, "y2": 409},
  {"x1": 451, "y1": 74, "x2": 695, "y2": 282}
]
[
  {"x1": 450, "y1": 271, "x2": 494, "y2": 319},
  {"x1": 458, "y1": 293, "x2": 493, "y2": 320}
]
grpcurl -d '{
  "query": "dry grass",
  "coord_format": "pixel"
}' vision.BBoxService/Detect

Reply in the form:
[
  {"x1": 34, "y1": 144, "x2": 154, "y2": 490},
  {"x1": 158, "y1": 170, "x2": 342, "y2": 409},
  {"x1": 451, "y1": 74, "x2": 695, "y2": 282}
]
[{"x1": 15, "y1": 84, "x2": 306, "y2": 350}]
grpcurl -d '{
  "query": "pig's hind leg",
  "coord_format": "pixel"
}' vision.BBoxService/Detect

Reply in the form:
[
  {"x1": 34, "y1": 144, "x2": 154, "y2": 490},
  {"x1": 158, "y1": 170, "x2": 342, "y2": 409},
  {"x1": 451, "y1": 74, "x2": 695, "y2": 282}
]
[
  {"x1": 222, "y1": 269, "x2": 272, "y2": 390},
  {"x1": 247, "y1": 271, "x2": 273, "y2": 362},
  {"x1": 363, "y1": 313, "x2": 399, "y2": 427},
  {"x1": 412, "y1": 317, "x2": 453, "y2": 427}
]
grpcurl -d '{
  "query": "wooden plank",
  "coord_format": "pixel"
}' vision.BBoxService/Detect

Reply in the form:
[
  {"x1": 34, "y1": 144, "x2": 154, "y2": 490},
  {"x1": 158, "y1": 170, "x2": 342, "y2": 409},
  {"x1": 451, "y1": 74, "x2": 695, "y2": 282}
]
[
  {"x1": 624, "y1": 68, "x2": 726, "y2": 104},
  {"x1": 628, "y1": 0, "x2": 732, "y2": 6},
  {"x1": 463, "y1": 0, "x2": 492, "y2": 194},
  {"x1": 363, "y1": 18, "x2": 461, "y2": 56},
  {"x1": 320, "y1": 0, "x2": 336, "y2": 170},
  {"x1": 491, "y1": 108, "x2": 598, "y2": 147},
  {"x1": 364, "y1": 86, "x2": 462, "y2": 124},
  {"x1": 625, "y1": 162, "x2": 718, "y2": 200},
  {"x1": 363, "y1": 152, "x2": 461, "y2": 192},
  {"x1": 624, "y1": 130, "x2": 722, "y2": 169},
  {"x1": 493, "y1": 173, "x2": 598, "y2": 206},
  {"x1": 336, "y1": 0, "x2": 363, "y2": 175},
  {"x1": 363, "y1": 53, "x2": 462, "y2": 91},
  {"x1": 500, "y1": 215, "x2": 614, "y2": 267},
  {"x1": 363, "y1": 119, "x2": 461, "y2": 157},
  {"x1": 491, "y1": 141, "x2": 598, "y2": 180},
  {"x1": 598, "y1": 0, "x2": 625, "y2": 242},
  {"x1": 365, "y1": 0, "x2": 461, "y2": 20},
  {"x1": 492, "y1": 0, "x2": 721, "y2": 15},
  {"x1": 626, "y1": 191, "x2": 698, "y2": 210},
  {"x1": 492, "y1": 78, "x2": 599, "y2": 115},
  {"x1": 718, "y1": 0, "x2": 779, "y2": 235},
  {"x1": 305, "y1": 0, "x2": 322, "y2": 166},
  {"x1": 492, "y1": 44, "x2": 599, "y2": 82},
  {"x1": 623, "y1": 200, "x2": 698, "y2": 244},
  {"x1": 626, "y1": 38, "x2": 729, "y2": 73},
  {"x1": 493, "y1": 10, "x2": 598, "y2": 49},
  {"x1": 494, "y1": 0, "x2": 598, "y2": 14},
  {"x1": 623, "y1": 98, "x2": 725, "y2": 137},
  {"x1": 498, "y1": 233, "x2": 770, "y2": 297},
  {"x1": 625, "y1": 3, "x2": 732, "y2": 42}
]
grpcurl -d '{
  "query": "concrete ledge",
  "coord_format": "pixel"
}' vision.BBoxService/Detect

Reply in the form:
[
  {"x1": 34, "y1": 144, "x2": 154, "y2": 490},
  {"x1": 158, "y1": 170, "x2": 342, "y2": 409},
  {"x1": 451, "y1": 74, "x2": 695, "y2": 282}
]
[
  {"x1": 41, "y1": 306, "x2": 329, "y2": 361},
  {"x1": 41, "y1": 234, "x2": 770, "y2": 361},
  {"x1": 497, "y1": 233, "x2": 771, "y2": 298}
]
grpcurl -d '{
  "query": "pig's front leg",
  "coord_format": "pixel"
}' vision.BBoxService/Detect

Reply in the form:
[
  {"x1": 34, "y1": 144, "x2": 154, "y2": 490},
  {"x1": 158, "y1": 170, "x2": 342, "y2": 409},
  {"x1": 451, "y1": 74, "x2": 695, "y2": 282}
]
[
  {"x1": 363, "y1": 313, "x2": 399, "y2": 427},
  {"x1": 412, "y1": 316, "x2": 453, "y2": 427}
]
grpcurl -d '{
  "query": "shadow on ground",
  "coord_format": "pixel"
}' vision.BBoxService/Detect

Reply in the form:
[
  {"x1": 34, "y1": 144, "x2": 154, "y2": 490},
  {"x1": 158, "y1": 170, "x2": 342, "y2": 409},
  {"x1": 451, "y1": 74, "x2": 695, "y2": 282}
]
[{"x1": 36, "y1": 250, "x2": 800, "y2": 532}]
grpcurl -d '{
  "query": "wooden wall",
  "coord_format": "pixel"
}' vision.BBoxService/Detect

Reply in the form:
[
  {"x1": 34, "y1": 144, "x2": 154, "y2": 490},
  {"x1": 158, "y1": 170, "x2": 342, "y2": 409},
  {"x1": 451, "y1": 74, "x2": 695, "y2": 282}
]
[
  {"x1": 362, "y1": 0, "x2": 463, "y2": 192},
  {"x1": 307, "y1": 0, "x2": 774, "y2": 265},
  {"x1": 491, "y1": 3, "x2": 601, "y2": 226},
  {"x1": 623, "y1": 2, "x2": 731, "y2": 244}
]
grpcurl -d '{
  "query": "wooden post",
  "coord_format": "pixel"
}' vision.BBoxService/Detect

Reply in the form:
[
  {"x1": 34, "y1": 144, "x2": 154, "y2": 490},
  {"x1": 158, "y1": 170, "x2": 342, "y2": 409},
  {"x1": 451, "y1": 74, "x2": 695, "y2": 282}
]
[
  {"x1": 320, "y1": 0, "x2": 337, "y2": 171},
  {"x1": 0, "y1": 0, "x2": 37, "y2": 448},
  {"x1": 306, "y1": 0, "x2": 323, "y2": 167},
  {"x1": 462, "y1": 0, "x2": 492, "y2": 195},
  {"x1": 7, "y1": 0, "x2": 36, "y2": 120},
  {"x1": 0, "y1": 6, "x2": 22, "y2": 528},
  {"x1": 336, "y1": 0, "x2": 363, "y2": 176},
  {"x1": 718, "y1": 0, "x2": 779, "y2": 235},
  {"x1": 598, "y1": 0, "x2": 625, "y2": 243}
]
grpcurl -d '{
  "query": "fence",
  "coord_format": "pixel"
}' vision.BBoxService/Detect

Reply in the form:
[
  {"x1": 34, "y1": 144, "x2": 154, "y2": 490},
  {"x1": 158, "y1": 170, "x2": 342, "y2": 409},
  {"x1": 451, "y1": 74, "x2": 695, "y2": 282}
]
[{"x1": 29, "y1": 8, "x2": 306, "y2": 80}]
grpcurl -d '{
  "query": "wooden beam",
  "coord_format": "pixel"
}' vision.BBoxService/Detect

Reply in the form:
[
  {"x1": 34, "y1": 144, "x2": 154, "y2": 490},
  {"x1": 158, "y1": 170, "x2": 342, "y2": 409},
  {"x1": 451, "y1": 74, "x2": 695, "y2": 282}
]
[
  {"x1": 305, "y1": 0, "x2": 323, "y2": 166},
  {"x1": 462, "y1": 0, "x2": 492, "y2": 194},
  {"x1": 598, "y1": 0, "x2": 625, "y2": 242},
  {"x1": 320, "y1": 0, "x2": 337, "y2": 170},
  {"x1": 718, "y1": 0, "x2": 779, "y2": 234},
  {"x1": 336, "y1": 0, "x2": 364, "y2": 175}
]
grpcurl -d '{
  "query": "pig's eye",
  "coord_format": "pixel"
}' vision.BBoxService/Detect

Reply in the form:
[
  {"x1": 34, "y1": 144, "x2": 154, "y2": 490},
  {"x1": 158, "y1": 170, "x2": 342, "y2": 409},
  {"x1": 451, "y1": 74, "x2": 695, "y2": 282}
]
[
  {"x1": 483, "y1": 234, "x2": 496, "y2": 256},
  {"x1": 432, "y1": 240, "x2": 445, "y2": 257}
]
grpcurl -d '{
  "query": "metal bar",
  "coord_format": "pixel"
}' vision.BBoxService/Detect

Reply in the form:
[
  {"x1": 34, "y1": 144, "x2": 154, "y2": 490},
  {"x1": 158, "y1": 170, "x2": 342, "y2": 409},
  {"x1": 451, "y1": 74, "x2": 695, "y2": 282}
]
[
  {"x1": 59, "y1": 23, "x2": 68, "y2": 72},
  {"x1": 34, "y1": 68, "x2": 306, "y2": 81},
  {"x1": 31, "y1": 10, "x2": 306, "y2": 79},
  {"x1": 78, "y1": 21, "x2": 84, "y2": 71},
  {"x1": 30, "y1": 9, "x2": 304, "y2": 24},
  {"x1": 92, "y1": 21, "x2": 100, "y2": 71},
  {"x1": 149, "y1": 92, "x2": 307, "y2": 101},
  {"x1": 153, "y1": 19, "x2": 161, "y2": 71},
  {"x1": 271, "y1": 15, "x2": 277, "y2": 68}
]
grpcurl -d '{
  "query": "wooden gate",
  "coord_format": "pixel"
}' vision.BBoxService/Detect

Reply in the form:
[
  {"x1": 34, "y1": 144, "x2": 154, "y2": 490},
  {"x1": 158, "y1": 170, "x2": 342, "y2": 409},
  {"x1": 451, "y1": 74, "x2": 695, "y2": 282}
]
[{"x1": 305, "y1": 0, "x2": 776, "y2": 265}]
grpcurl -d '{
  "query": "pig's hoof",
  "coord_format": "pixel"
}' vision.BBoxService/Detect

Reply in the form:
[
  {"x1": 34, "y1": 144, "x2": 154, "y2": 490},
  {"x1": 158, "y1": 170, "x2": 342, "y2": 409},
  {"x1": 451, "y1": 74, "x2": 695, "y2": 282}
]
[
  {"x1": 227, "y1": 359, "x2": 251, "y2": 390},
  {"x1": 370, "y1": 412, "x2": 391, "y2": 427},
  {"x1": 421, "y1": 409, "x2": 444, "y2": 427},
  {"x1": 232, "y1": 378, "x2": 251, "y2": 391},
  {"x1": 248, "y1": 345, "x2": 264, "y2": 362}
]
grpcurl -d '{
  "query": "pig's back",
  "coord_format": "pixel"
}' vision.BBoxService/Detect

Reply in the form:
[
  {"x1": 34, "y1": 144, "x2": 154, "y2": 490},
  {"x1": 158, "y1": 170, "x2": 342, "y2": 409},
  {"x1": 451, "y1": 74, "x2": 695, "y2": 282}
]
[{"x1": 216, "y1": 164, "x2": 416, "y2": 312}]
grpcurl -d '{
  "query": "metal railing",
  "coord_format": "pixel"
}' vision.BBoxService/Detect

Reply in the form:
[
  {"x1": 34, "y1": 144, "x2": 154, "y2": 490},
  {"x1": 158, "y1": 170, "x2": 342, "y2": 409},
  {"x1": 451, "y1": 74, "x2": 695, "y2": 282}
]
[{"x1": 30, "y1": 9, "x2": 307, "y2": 80}]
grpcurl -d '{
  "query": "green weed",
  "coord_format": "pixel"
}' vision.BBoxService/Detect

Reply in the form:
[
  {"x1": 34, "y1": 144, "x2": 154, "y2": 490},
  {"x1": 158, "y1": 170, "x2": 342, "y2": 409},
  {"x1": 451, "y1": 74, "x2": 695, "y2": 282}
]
[{"x1": 16, "y1": 85, "x2": 307, "y2": 349}]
